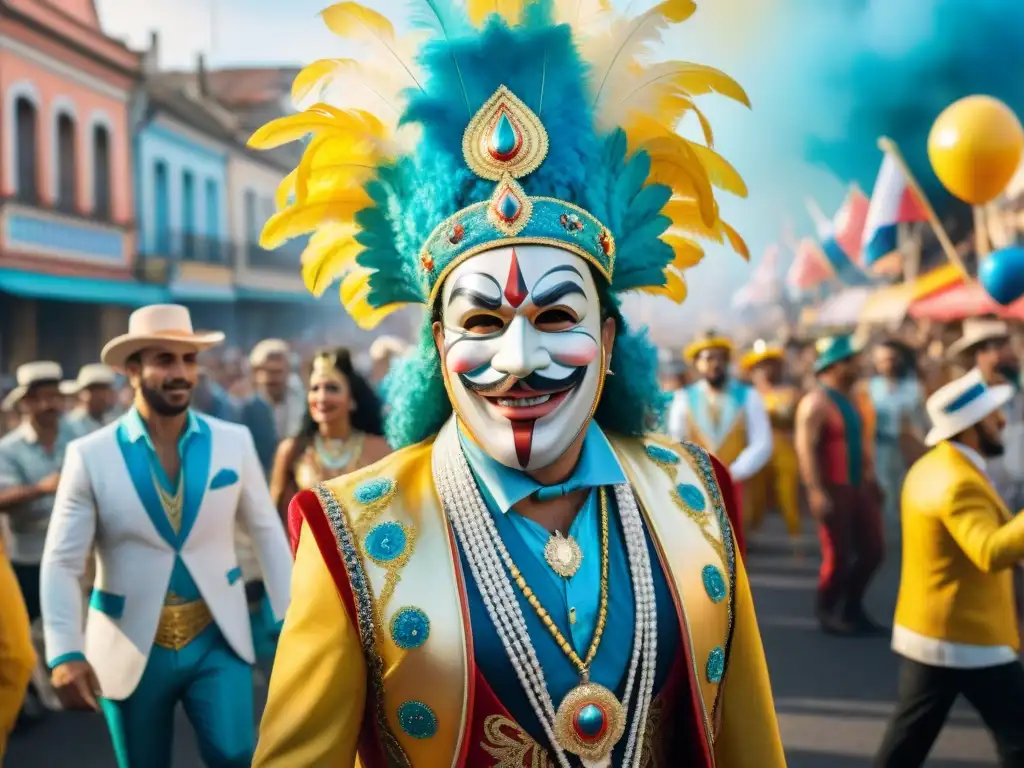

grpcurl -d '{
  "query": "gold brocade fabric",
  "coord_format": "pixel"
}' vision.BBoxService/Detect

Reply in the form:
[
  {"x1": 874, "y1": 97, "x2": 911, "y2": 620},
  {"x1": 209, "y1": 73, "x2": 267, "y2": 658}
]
[{"x1": 154, "y1": 596, "x2": 213, "y2": 650}]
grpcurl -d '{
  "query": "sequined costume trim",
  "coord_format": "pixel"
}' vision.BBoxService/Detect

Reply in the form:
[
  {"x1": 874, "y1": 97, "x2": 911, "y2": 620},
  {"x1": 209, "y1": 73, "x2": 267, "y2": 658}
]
[{"x1": 312, "y1": 483, "x2": 411, "y2": 766}]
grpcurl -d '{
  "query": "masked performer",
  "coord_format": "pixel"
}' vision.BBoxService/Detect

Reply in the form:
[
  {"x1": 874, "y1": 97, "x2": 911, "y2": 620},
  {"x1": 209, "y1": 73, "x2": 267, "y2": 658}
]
[
  {"x1": 668, "y1": 332, "x2": 772, "y2": 551},
  {"x1": 740, "y1": 341, "x2": 801, "y2": 539},
  {"x1": 250, "y1": 2, "x2": 783, "y2": 766}
]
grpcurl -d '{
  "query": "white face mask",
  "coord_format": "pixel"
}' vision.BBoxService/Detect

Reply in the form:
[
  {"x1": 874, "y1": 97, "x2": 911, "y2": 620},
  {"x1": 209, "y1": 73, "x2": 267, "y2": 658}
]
[{"x1": 439, "y1": 245, "x2": 605, "y2": 471}]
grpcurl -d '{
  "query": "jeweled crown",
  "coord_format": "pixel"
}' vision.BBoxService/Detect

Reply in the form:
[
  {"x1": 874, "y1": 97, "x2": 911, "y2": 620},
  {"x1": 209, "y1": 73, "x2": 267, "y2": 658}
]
[{"x1": 419, "y1": 85, "x2": 614, "y2": 303}]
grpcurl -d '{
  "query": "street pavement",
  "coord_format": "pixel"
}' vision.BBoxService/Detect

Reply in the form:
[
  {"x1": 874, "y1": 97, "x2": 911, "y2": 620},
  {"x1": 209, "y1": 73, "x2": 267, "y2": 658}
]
[{"x1": 6, "y1": 517, "x2": 1000, "y2": 767}]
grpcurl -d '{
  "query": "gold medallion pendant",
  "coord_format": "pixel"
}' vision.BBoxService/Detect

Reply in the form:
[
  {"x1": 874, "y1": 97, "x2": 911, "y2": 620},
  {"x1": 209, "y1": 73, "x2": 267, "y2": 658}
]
[
  {"x1": 553, "y1": 679, "x2": 627, "y2": 766},
  {"x1": 544, "y1": 530, "x2": 583, "y2": 579}
]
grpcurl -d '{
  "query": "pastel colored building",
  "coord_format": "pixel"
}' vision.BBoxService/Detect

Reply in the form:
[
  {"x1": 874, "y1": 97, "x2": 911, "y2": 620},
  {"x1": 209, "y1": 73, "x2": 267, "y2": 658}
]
[{"x1": 0, "y1": 0, "x2": 157, "y2": 370}]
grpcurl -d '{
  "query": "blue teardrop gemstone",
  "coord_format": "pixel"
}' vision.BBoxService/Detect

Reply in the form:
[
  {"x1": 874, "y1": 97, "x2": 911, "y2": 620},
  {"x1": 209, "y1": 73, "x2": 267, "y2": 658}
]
[
  {"x1": 489, "y1": 112, "x2": 519, "y2": 158},
  {"x1": 575, "y1": 704, "x2": 605, "y2": 738},
  {"x1": 499, "y1": 192, "x2": 521, "y2": 221}
]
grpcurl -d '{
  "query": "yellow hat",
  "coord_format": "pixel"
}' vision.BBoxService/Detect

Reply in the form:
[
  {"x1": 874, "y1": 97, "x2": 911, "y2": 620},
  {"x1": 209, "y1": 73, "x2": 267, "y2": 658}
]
[
  {"x1": 683, "y1": 331, "x2": 734, "y2": 363},
  {"x1": 739, "y1": 340, "x2": 784, "y2": 373}
]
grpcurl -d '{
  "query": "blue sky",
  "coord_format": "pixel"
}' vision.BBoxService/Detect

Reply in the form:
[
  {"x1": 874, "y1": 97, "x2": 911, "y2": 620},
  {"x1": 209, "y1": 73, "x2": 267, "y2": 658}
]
[{"x1": 92, "y1": 0, "x2": 851, "y2": 335}]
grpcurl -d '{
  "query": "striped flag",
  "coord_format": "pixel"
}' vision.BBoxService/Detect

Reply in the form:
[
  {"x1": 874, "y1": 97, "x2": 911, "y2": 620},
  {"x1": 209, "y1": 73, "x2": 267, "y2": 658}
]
[
  {"x1": 807, "y1": 190, "x2": 872, "y2": 286},
  {"x1": 862, "y1": 151, "x2": 928, "y2": 267}
]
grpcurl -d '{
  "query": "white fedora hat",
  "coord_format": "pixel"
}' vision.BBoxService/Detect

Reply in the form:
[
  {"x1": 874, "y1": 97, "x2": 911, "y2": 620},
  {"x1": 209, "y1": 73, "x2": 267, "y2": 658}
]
[
  {"x1": 59, "y1": 363, "x2": 117, "y2": 396},
  {"x1": 924, "y1": 367, "x2": 1015, "y2": 446},
  {"x1": 101, "y1": 304, "x2": 224, "y2": 372},
  {"x1": 1, "y1": 361, "x2": 63, "y2": 411},
  {"x1": 946, "y1": 318, "x2": 1011, "y2": 359}
]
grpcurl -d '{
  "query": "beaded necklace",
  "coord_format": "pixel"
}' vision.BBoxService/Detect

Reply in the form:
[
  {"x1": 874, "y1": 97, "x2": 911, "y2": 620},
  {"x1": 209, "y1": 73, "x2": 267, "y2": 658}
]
[{"x1": 435, "y1": 421, "x2": 657, "y2": 768}]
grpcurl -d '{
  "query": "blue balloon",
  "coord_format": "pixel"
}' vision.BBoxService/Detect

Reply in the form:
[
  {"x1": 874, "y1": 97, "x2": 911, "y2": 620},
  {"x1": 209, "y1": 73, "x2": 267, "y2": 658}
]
[{"x1": 980, "y1": 246, "x2": 1024, "y2": 305}]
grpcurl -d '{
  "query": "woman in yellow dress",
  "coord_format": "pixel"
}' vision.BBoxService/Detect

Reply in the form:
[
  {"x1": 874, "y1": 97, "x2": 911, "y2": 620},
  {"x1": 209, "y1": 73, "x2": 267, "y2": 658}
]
[
  {"x1": 270, "y1": 348, "x2": 391, "y2": 521},
  {"x1": 741, "y1": 340, "x2": 802, "y2": 539}
]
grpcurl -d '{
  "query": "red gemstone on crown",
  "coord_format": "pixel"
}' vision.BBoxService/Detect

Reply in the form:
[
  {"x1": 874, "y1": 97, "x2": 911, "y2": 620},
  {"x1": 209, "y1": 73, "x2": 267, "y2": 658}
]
[
  {"x1": 420, "y1": 252, "x2": 435, "y2": 271},
  {"x1": 448, "y1": 223, "x2": 465, "y2": 244},
  {"x1": 599, "y1": 230, "x2": 612, "y2": 255}
]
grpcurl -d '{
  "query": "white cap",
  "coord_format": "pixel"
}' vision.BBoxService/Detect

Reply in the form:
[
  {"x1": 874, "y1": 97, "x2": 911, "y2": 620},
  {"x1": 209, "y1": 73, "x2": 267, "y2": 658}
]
[{"x1": 60, "y1": 363, "x2": 116, "y2": 395}]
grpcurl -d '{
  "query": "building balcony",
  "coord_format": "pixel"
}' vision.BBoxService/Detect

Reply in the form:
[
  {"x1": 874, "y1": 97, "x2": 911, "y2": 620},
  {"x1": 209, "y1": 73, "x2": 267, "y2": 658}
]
[
  {"x1": 141, "y1": 231, "x2": 236, "y2": 267},
  {"x1": 244, "y1": 240, "x2": 303, "y2": 272},
  {"x1": 0, "y1": 196, "x2": 133, "y2": 273}
]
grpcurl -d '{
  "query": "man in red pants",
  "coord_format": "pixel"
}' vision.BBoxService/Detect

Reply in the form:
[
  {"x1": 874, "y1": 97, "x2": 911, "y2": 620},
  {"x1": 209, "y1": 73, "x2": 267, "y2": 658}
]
[{"x1": 795, "y1": 335, "x2": 886, "y2": 636}]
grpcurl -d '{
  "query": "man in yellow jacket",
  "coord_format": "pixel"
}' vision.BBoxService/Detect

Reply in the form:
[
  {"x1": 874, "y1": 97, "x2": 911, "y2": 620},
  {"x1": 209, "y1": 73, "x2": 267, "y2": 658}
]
[{"x1": 875, "y1": 368, "x2": 1024, "y2": 767}]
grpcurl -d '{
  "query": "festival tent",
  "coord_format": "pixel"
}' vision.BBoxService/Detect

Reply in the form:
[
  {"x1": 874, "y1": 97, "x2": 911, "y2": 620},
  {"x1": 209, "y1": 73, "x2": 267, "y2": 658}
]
[{"x1": 909, "y1": 281, "x2": 1024, "y2": 321}]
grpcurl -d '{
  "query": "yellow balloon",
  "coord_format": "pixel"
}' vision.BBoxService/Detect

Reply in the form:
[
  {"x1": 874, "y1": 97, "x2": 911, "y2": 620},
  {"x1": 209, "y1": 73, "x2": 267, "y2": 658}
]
[{"x1": 928, "y1": 95, "x2": 1024, "y2": 205}]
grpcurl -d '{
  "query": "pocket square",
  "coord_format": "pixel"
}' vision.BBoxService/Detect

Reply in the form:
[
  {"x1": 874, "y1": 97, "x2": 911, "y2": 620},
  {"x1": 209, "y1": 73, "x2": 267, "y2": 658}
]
[{"x1": 210, "y1": 468, "x2": 239, "y2": 490}]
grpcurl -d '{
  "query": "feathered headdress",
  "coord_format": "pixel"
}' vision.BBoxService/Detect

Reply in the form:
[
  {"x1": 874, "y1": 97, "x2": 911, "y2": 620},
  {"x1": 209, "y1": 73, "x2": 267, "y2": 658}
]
[{"x1": 248, "y1": 0, "x2": 750, "y2": 329}]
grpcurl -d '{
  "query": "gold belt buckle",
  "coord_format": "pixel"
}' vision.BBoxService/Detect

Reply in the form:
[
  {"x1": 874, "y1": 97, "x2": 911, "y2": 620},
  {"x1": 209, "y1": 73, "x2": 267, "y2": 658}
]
[{"x1": 154, "y1": 598, "x2": 214, "y2": 651}]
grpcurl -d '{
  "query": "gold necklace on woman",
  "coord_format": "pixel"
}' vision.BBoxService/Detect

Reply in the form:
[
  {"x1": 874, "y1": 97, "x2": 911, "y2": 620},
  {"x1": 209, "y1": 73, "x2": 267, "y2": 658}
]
[
  {"x1": 151, "y1": 465, "x2": 184, "y2": 534},
  {"x1": 507, "y1": 487, "x2": 626, "y2": 760}
]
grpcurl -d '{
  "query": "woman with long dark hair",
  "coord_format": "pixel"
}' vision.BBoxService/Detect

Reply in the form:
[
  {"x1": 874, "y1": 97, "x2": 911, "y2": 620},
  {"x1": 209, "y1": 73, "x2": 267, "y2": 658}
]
[{"x1": 269, "y1": 348, "x2": 390, "y2": 519}]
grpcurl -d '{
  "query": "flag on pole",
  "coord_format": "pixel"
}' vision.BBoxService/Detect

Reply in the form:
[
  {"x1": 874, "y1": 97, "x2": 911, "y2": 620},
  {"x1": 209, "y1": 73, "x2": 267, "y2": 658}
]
[
  {"x1": 862, "y1": 150, "x2": 929, "y2": 268},
  {"x1": 807, "y1": 190, "x2": 872, "y2": 286},
  {"x1": 786, "y1": 237, "x2": 834, "y2": 291}
]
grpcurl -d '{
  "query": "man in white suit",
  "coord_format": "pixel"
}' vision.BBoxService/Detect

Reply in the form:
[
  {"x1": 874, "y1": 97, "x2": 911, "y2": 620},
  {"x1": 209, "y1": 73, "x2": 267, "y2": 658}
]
[{"x1": 40, "y1": 305, "x2": 292, "y2": 768}]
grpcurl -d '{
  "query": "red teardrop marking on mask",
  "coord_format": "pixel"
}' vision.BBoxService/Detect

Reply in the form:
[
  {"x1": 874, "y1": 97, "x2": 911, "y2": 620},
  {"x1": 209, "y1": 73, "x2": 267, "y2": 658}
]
[
  {"x1": 512, "y1": 420, "x2": 534, "y2": 468},
  {"x1": 504, "y1": 248, "x2": 528, "y2": 308}
]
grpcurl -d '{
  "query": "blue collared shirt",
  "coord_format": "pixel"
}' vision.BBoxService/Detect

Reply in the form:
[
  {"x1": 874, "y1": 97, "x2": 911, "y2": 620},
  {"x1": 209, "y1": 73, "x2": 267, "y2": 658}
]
[
  {"x1": 121, "y1": 407, "x2": 201, "y2": 494},
  {"x1": 458, "y1": 422, "x2": 626, "y2": 652},
  {"x1": 118, "y1": 407, "x2": 206, "y2": 602}
]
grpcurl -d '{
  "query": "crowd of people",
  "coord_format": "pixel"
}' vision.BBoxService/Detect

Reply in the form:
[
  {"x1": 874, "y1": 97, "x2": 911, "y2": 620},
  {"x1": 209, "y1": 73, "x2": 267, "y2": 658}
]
[{"x1": 0, "y1": 318, "x2": 411, "y2": 764}]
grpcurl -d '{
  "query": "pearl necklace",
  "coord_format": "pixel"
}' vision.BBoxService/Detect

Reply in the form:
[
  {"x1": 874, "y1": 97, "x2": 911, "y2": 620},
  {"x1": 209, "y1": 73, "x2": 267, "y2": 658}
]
[{"x1": 433, "y1": 421, "x2": 658, "y2": 767}]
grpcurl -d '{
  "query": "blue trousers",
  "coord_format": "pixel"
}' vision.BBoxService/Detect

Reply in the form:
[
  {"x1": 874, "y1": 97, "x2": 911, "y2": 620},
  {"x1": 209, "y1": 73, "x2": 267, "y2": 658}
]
[{"x1": 100, "y1": 626, "x2": 254, "y2": 768}]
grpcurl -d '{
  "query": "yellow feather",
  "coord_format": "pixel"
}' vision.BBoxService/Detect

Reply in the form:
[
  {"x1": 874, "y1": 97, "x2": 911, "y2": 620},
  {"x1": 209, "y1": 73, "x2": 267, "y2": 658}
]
[
  {"x1": 588, "y1": 0, "x2": 698, "y2": 108},
  {"x1": 339, "y1": 269, "x2": 403, "y2": 330},
  {"x1": 319, "y1": 3, "x2": 423, "y2": 94},
  {"x1": 260, "y1": 196, "x2": 370, "y2": 250},
  {"x1": 663, "y1": 198, "x2": 724, "y2": 242},
  {"x1": 644, "y1": 61, "x2": 750, "y2": 108},
  {"x1": 247, "y1": 105, "x2": 384, "y2": 151},
  {"x1": 248, "y1": 112, "x2": 345, "y2": 150},
  {"x1": 639, "y1": 271, "x2": 688, "y2": 303},
  {"x1": 295, "y1": 135, "x2": 380, "y2": 203},
  {"x1": 302, "y1": 228, "x2": 363, "y2": 296},
  {"x1": 275, "y1": 169, "x2": 297, "y2": 210},
  {"x1": 686, "y1": 142, "x2": 748, "y2": 197},
  {"x1": 663, "y1": 235, "x2": 704, "y2": 269},
  {"x1": 467, "y1": 0, "x2": 527, "y2": 26},
  {"x1": 291, "y1": 59, "x2": 353, "y2": 106},
  {"x1": 322, "y1": 2, "x2": 397, "y2": 43},
  {"x1": 640, "y1": 136, "x2": 716, "y2": 225},
  {"x1": 720, "y1": 220, "x2": 750, "y2": 260}
]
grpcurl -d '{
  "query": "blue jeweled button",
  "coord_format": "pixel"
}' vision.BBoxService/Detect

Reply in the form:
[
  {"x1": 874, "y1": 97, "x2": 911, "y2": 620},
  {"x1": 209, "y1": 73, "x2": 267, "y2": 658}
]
[
  {"x1": 574, "y1": 703, "x2": 606, "y2": 740},
  {"x1": 702, "y1": 564, "x2": 726, "y2": 603},
  {"x1": 706, "y1": 646, "x2": 725, "y2": 683},
  {"x1": 391, "y1": 607, "x2": 430, "y2": 650},
  {"x1": 364, "y1": 521, "x2": 407, "y2": 563},
  {"x1": 354, "y1": 477, "x2": 394, "y2": 505},
  {"x1": 397, "y1": 700, "x2": 437, "y2": 739},
  {"x1": 489, "y1": 112, "x2": 519, "y2": 157},
  {"x1": 676, "y1": 483, "x2": 707, "y2": 511},
  {"x1": 646, "y1": 444, "x2": 680, "y2": 464},
  {"x1": 499, "y1": 191, "x2": 522, "y2": 220}
]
